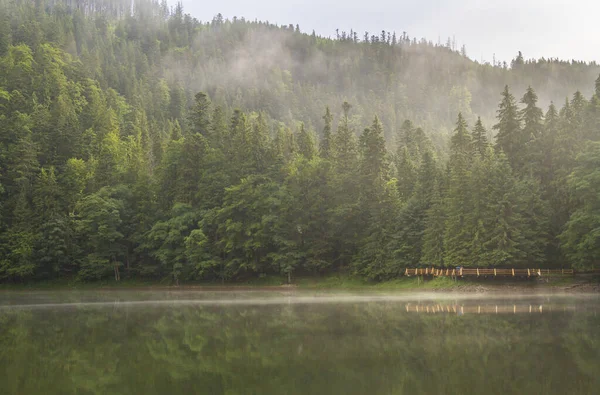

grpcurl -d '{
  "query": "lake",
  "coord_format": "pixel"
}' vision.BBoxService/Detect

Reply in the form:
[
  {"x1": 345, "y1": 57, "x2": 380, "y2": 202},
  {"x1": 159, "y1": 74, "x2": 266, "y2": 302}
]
[{"x1": 0, "y1": 291, "x2": 599, "y2": 394}]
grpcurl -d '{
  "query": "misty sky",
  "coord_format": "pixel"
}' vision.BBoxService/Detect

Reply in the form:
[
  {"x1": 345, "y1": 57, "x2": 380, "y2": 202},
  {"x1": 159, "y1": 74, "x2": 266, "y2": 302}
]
[{"x1": 175, "y1": 0, "x2": 599, "y2": 64}]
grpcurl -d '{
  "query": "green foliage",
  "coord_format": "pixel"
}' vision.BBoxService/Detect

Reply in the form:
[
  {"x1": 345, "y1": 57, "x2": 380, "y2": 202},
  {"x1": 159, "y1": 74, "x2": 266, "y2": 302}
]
[
  {"x1": 494, "y1": 86, "x2": 523, "y2": 170},
  {"x1": 73, "y1": 188, "x2": 125, "y2": 281},
  {"x1": 0, "y1": 0, "x2": 599, "y2": 283},
  {"x1": 560, "y1": 142, "x2": 600, "y2": 269},
  {"x1": 142, "y1": 203, "x2": 201, "y2": 284}
]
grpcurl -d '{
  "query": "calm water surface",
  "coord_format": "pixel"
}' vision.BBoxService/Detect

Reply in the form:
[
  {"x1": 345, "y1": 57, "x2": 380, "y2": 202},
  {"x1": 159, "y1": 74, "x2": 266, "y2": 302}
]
[{"x1": 0, "y1": 291, "x2": 598, "y2": 395}]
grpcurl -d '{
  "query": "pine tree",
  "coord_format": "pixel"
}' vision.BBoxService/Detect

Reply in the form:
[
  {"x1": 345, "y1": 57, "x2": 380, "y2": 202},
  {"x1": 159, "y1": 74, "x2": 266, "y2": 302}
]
[
  {"x1": 177, "y1": 132, "x2": 209, "y2": 206},
  {"x1": 297, "y1": 122, "x2": 316, "y2": 160},
  {"x1": 319, "y1": 106, "x2": 333, "y2": 159},
  {"x1": 481, "y1": 152, "x2": 524, "y2": 267},
  {"x1": 359, "y1": 116, "x2": 387, "y2": 185},
  {"x1": 331, "y1": 102, "x2": 357, "y2": 175},
  {"x1": 541, "y1": 103, "x2": 559, "y2": 187},
  {"x1": 421, "y1": 180, "x2": 445, "y2": 267},
  {"x1": 520, "y1": 86, "x2": 544, "y2": 177},
  {"x1": 396, "y1": 120, "x2": 419, "y2": 160},
  {"x1": 471, "y1": 116, "x2": 489, "y2": 157},
  {"x1": 328, "y1": 102, "x2": 360, "y2": 268},
  {"x1": 449, "y1": 113, "x2": 472, "y2": 171},
  {"x1": 465, "y1": 151, "x2": 490, "y2": 265},
  {"x1": 493, "y1": 86, "x2": 522, "y2": 171},
  {"x1": 395, "y1": 146, "x2": 417, "y2": 202},
  {"x1": 188, "y1": 92, "x2": 211, "y2": 138},
  {"x1": 33, "y1": 167, "x2": 61, "y2": 222},
  {"x1": 515, "y1": 177, "x2": 550, "y2": 267},
  {"x1": 559, "y1": 142, "x2": 600, "y2": 269},
  {"x1": 444, "y1": 113, "x2": 473, "y2": 267}
]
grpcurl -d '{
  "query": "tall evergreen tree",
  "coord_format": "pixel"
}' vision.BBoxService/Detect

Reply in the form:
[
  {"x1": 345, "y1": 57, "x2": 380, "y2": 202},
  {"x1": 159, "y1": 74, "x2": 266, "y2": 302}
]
[
  {"x1": 421, "y1": 180, "x2": 445, "y2": 267},
  {"x1": 493, "y1": 85, "x2": 522, "y2": 171},
  {"x1": 520, "y1": 86, "x2": 544, "y2": 177},
  {"x1": 297, "y1": 122, "x2": 316, "y2": 160},
  {"x1": 559, "y1": 142, "x2": 600, "y2": 269},
  {"x1": 471, "y1": 116, "x2": 489, "y2": 157},
  {"x1": 319, "y1": 106, "x2": 333, "y2": 159},
  {"x1": 444, "y1": 113, "x2": 473, "y2": 267}
]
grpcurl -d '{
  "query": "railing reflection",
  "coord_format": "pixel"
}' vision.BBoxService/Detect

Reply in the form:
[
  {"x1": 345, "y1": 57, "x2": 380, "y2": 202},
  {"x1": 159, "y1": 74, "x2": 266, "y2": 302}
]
[{"x1": 403, "y1": 303, "x2": 594, "y2": 315}]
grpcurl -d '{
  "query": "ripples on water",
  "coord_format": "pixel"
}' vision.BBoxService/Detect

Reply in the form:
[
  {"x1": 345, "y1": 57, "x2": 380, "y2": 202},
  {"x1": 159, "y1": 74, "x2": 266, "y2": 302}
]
[{"x1": 0, "y1": 291, "x2": 598, "y2": 395}]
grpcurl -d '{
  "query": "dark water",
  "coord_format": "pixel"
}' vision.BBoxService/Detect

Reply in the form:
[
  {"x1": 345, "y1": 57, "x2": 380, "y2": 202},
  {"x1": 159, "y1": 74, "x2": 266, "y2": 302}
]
[{"x1": 0, "y1": 291, "x2": 599, "y2": 395}]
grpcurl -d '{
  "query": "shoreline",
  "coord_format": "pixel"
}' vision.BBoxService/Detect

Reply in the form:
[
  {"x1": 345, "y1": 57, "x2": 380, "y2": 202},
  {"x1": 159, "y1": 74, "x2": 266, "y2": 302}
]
[{"x1": 1, "y1": 276, "x2": 599, "y2": 294}]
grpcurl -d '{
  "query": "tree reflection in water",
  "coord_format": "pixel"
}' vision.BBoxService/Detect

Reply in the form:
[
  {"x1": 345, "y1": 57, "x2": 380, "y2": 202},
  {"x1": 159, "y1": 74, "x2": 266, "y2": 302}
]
[{"x1": 0, "y1": 294, "x2": 599, "y2": 395}]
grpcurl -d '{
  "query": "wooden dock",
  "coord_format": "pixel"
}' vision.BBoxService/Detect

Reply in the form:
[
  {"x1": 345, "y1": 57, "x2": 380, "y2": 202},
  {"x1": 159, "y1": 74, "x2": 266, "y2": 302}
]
[{"x1": 404, "y1": 267, "x2": 576, "y2": 278}]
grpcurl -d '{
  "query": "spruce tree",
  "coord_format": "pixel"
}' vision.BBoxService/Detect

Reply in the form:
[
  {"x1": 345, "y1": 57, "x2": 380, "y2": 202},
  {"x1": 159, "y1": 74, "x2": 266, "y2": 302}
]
[
  {"x1": 297, "y1": 122, "x2": 317, "y2": 160},
  {"x1": 493, "y1": 85, "x2": 522, "y2": 171},
  {"x1": 359, "y1": 116, "x2": 387, "y2": 185},
  {"x1": 421, "y1": 180, "x2": 445, "y2": 267},
  {"x1": 515, "y1": 177, "x2": 550, "y2": 267},
  {"x1": 481, "y1": 152, "x2": 524, "y2": 267},
  {"x1": 319, "y1": 106, "x2": 333, "y2": 159},
  {"x1": 471, "y1": 116, "x2": 489, "y2": 157},
  {"x1": 395, "y1": 146, "x2": 417, "y2": 202},
  {"x1": 520, "y1": 86, "x2": 544, "y2": 177},
  {"x1": 188, "y1": 92, "x2": 211, "y2": 138},
  {"x1": 444, "y1": 113, "x2": 473, "y2": 267},
  {"x1": 559, "y1": 142, "x2": 600, "y2": 269}
]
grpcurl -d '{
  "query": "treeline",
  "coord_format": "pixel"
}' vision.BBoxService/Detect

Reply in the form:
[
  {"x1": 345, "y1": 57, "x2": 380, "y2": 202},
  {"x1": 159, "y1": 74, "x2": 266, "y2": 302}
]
[
  {"x1": 1, "y1": 0, "x2": 598, "y2": 146},
  {"x1": 0, "y1": 0, "x2": 599, "y2": 283}
]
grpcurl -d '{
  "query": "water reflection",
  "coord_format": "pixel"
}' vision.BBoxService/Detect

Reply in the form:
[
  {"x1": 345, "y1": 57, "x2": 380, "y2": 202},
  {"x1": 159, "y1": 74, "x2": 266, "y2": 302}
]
[
  {"x1": 0, "y1": 292, "x2": 598, "y2": 395},
  {"x1": 404, "y1": 302, "x2": 597, "y2": 314}
]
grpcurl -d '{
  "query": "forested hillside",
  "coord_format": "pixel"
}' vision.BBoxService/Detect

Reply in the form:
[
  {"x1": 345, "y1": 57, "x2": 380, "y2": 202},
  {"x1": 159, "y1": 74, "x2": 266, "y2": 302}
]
[{"x1": 0, "y1": 0, "x2": 599, "y2": 283}]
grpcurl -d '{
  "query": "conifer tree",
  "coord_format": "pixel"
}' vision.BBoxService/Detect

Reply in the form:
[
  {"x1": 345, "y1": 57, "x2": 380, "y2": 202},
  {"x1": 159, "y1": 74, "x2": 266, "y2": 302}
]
[
  {"x1": 559, "y1": 142, "x2": 600, "y2": 269},
  {"x1": 471, "y1": 117, "x2": 489, "y2": 157},
  {"x1": 359, "y1": 116, "x2": 387, "y2": 185},
  {"x1": 520, "y1": 86, "x2": 544, "y2": 177},
  {"x1": 331, "y1": 102, "x2": 357, "y2": 175},
  {"x1": 421, "y1": 180, "x2": 445, "y2": 267},
  {"x1": 328, "y1": 102, "x2": 359, "y2": 268},
  {"x1": 494, "y1": 85, "x2": 522, "y2": 171},
  {"x1": 395, "y1": 146, "x2": 417, "y2": 202},
  {"x1": 481, "y1": 153, "x2": 524, "y2": 266},
  {"x1": 515, "y1": 177, "x2": 550, "y2": 267},
  {"x1": 444, "y1": 113, "x2": 473, "y2": 267},
  {"x1": 188, "y1": 92, "x2": 211, "y2": 138},
  {"x1": 319, "y1": 106, "x2": 333, "y2": 159},
  {"x1": 297, "y1": 122, "x2": 316, "y2": 160}
]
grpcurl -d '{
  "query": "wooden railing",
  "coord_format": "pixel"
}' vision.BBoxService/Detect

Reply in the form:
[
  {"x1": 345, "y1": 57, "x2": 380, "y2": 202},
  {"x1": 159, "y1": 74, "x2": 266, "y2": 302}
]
[{"x1": 404, "y1": 267, "x2": 576, "y2": 277}]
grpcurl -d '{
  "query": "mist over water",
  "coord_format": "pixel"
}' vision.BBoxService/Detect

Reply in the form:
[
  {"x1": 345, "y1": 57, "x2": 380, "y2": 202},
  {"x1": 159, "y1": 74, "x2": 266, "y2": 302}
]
[{"x1": 1, "y1": 291, "x2": 598, "y2": 395}]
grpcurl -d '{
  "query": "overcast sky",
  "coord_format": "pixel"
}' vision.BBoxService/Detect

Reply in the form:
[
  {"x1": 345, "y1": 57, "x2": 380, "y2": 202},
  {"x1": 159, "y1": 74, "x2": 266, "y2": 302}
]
[{"x1": 175, "y1": 0, "x2": 599, "y2": 64}]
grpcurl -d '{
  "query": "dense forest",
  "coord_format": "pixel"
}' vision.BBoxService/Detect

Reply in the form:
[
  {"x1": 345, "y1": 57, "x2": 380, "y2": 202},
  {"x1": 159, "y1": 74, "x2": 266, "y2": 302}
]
[{"x1": 0, "y1": 0, "x2": 599, "y2": 283}]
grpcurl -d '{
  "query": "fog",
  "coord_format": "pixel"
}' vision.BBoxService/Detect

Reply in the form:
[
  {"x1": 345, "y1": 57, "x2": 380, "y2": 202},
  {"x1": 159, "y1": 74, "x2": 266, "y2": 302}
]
[
  {"x1": 2, "y1": 290, "x2": 597, "y2": 310},
  {"x1": 175, "y1": 0, "x2": 600, "y2": 64}
]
